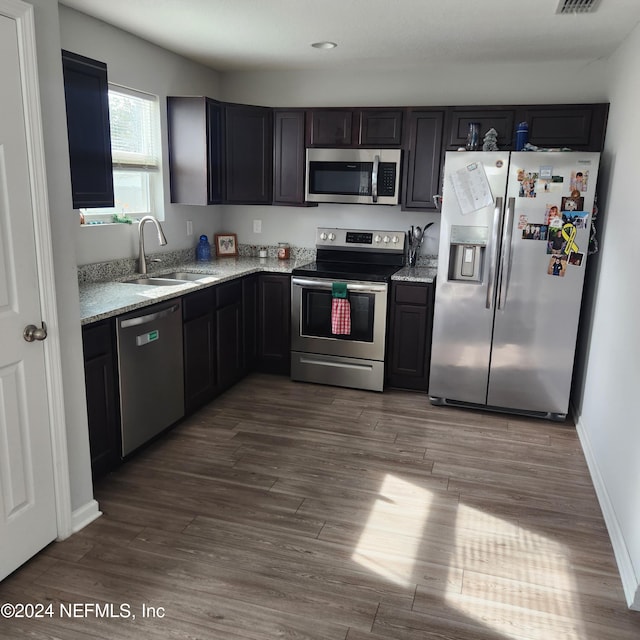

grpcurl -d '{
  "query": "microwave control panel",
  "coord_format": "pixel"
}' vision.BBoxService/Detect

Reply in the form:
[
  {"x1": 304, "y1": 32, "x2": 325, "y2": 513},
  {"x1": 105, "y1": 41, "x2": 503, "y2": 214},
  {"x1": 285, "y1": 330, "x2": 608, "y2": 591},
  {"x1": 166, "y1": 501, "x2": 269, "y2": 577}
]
[{"x1": 378, "y1": 163, "x2": 397, "y2": 196}]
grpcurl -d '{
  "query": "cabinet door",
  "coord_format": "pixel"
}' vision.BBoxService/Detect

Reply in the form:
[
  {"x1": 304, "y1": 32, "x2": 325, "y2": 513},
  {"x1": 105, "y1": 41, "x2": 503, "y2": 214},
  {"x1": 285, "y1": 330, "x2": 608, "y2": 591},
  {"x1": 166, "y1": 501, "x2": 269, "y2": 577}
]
[
  {"x1": 273, "y1": 110, "x2": 306, "y2": 205},
  {"x1": 387, "y1": 282, "x2": 434, "y2": 391},
  {"x1": 308, "y1": 109, "x2": 354, "y2": 146},
  {"x1": 224, "y1": 104, "x2": 273, "y2": 203},
  {"x1": 445, "y1": 108, "x2": 516, "y2": 150},
  {"x1": 61, "y1": 50, "x2": 114, "y2": 209},
  {"x1": 82, "y1": 321, "x2": 120, "y2": 478},
  {"x1": 216, "y1": 302, "x2": 244, "y2": 391},
  {"x1": 359, "y1": 110, "x2": 403, "y2": 146},
  {"x1": 167, "y1": 97, "x2": 223, "y2": 205},
  {"x1": 518, "y1": 104, "x2": 609, "y2": 151},
  {"x1": 258, "y1": 274, "x2": 291, "y2": 374},
  {"x1": 183, "y1": 313, "x2": 216, "y2": 413},
  {"x1": 243, "y1": 275, "x2": 258, "y2": 372},
  {"x1": 402, "y1": 110, "x2": 445, "y2": 210}
]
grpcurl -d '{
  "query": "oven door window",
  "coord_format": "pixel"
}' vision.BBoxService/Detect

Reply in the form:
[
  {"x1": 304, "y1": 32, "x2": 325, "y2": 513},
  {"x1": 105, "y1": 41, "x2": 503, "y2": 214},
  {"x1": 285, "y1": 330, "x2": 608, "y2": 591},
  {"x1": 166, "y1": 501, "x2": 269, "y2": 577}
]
[
  {"x1": 308, "y1": 161, "x2": 372, "y2": 197},
  {"x1": 302, "y1": 289, "x2": 374, "y2": 341}
]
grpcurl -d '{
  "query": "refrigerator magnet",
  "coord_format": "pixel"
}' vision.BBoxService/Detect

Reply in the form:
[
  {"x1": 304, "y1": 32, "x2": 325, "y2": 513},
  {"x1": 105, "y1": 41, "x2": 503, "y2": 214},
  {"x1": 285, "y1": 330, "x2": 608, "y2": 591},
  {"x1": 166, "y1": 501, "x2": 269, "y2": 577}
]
[
  {"x1": 570, "y1": 170, "x2": 589, "y2": 193},
  {"x1": 539, "y1": 166, "x2": 553, "y2": 179},
  {"x1": 568, "y1": 251, "x2": 584, "y2": 267},
  {"x1": 517, "y1": 170, "x2": 539, "y2": 198},
  {"x1": 561, "y1": 195, "x2": 584, "y2": 212},
  {"x1": 521, "y1": 223, "x2": 547, "y2": 241},
  {"x1": 545, "y1": 204, "x2": 563, "y2": 227},
  {"x1": 547, "y1": 227, "x2": 566, "y2": 254},
  {"x1": 518, "y1": 214, "x2": 528, "y2": 229},
  {"x1": 548, "y1": 255, "x2": 568, "y2": 277},
  {"x1": 563, "y1": 211, "x2": 589, "y2": 229},
  {"x1": 561, "y1": 223, "x2": 579, "y2": 255}
]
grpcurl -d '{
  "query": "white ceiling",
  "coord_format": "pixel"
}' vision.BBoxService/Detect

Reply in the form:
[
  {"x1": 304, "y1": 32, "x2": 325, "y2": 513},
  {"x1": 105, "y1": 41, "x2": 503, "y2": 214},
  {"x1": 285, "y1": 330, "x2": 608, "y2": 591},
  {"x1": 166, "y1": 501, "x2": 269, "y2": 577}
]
[{"x1": 59, "y1": 0, "x2": 640, "y2": 72}]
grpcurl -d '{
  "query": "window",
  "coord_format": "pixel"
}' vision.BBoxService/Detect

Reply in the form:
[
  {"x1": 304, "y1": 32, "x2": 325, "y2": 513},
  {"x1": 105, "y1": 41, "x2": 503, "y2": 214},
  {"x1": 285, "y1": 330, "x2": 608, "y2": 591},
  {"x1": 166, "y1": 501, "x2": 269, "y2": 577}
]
[{"x1": 82, "y1": 85, "x2": 163, "y2": 222}]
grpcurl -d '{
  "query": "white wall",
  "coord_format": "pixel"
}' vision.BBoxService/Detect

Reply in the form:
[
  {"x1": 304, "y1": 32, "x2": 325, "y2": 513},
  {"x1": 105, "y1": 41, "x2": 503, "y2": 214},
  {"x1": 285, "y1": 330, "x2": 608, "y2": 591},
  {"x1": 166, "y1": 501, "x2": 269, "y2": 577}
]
[
  {"x1": 219, "y1": 60, "x2": 608, "y2": 251},
  {"x1": 28, "y1": 0, "x2": 93, "y2": 515},
  {"x1": 59, "y1": 6, "x2": 226, "y2": 265},
  {"x1": 572, "y1": 21, "x2": 640, "y2": 610}
]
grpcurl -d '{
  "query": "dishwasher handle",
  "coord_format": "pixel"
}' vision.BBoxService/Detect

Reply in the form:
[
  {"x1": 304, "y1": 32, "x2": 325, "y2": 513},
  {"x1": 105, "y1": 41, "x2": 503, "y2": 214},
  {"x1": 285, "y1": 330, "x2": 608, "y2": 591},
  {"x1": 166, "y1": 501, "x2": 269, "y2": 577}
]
[{"x1": 119, "y1": 303, "x2": 181, "y2": 329}]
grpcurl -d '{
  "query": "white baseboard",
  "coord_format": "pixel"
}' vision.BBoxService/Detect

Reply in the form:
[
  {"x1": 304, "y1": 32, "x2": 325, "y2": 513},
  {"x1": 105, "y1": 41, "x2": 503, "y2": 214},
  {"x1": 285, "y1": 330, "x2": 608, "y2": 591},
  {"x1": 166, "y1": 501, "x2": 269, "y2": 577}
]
[
  {"x1": 573, "y1": 408, "x2": 639, "y2": 610},
  {"x1": 68, "y1": 499, "x2": 102, "y2": 535}
]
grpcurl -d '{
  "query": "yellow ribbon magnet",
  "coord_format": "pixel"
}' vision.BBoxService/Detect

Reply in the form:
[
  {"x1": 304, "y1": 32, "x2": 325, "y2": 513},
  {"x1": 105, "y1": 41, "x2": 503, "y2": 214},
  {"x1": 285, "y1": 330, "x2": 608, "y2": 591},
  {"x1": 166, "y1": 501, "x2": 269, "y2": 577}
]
[{"x1": 562, "y1": 223, "x2": 579, "y2": 255}]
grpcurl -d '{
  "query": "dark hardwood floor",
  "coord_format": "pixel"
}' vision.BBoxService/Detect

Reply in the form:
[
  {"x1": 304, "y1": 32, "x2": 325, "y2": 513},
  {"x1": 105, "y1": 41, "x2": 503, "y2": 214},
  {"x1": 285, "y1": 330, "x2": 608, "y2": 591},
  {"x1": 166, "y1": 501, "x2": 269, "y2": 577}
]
[{"x1": 1, "y1": 373, "x2": 639, "y2": 639}]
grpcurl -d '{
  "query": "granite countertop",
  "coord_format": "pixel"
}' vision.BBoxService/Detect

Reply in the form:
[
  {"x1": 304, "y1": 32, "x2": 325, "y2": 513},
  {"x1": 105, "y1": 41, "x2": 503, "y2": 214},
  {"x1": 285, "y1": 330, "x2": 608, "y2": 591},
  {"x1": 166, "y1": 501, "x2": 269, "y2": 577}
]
[
  {"x1": 79, "y1": 256, "x2": 303, "y2": 325},
  {"x1": 391, "y1": 266, "x2": 437, "y2": 284}
]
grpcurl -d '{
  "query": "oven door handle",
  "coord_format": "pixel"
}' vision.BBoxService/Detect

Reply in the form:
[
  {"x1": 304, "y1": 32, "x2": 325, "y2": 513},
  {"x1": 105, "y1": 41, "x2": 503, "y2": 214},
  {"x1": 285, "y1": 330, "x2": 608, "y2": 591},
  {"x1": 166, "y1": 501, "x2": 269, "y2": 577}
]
[{"x1": 292, "y1": 278, "x2": 387, "y2": 294}]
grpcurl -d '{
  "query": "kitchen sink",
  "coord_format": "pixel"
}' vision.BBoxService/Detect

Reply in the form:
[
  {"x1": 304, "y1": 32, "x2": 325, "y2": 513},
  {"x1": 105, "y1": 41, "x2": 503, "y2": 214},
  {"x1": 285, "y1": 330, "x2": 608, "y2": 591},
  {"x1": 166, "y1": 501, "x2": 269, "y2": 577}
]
[
  {"x1": 162, "y1": 272, "x2": 218, "y2": 282},
  {"x1": 124, "y1": 277, "x2": 192, "y2": 286}
]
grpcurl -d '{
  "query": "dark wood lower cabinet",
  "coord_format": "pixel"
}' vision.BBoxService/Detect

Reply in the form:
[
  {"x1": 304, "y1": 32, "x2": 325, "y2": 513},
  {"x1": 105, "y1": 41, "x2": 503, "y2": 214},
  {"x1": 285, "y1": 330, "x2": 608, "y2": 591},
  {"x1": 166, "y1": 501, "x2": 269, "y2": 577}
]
[
  {"x1": 216, "y1": 298, "x2": 244, "y2": 392},
  {"x1": 242, "y1": 275, "x2": 258, "y2": 372},
  {"x1": 257, "y1": 273, "x2": 291, "y2": 374},
  {"x1": 81, "y1": 320, "x2": 121, "y2": 479},
  {"x1": 387, "y1": 281, "x2": 435, "y2": 391},
  {"x1": 182, "y1": 288, "x2": 216, "y2": 414}
]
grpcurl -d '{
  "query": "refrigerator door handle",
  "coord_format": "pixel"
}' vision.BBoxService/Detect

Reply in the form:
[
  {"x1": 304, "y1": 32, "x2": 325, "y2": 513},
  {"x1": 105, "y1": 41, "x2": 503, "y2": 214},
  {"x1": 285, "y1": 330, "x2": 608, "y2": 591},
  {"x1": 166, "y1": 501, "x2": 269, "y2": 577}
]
[
  {"x1": 497, "y1": 197, "x2": 516, "y2": 310},
  {"x1": 486, "y1": 197, "x2": 503, "y2": 309}
]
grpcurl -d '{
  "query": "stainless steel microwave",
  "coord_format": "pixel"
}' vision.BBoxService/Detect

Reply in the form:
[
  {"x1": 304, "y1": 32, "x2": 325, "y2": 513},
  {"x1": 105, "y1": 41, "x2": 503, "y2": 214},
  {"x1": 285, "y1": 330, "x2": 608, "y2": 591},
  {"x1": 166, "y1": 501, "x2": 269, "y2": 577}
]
[{"x1": 305, "y1": 148, "x2": 401, "y2": 205}]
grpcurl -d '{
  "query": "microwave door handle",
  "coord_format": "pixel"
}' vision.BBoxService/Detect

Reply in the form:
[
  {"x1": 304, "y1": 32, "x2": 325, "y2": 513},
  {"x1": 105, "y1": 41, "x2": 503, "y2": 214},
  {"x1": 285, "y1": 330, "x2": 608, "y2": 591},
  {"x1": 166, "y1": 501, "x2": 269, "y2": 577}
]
[{"x1": 372, "y1": 155, "x2": 379, "y2": 203}]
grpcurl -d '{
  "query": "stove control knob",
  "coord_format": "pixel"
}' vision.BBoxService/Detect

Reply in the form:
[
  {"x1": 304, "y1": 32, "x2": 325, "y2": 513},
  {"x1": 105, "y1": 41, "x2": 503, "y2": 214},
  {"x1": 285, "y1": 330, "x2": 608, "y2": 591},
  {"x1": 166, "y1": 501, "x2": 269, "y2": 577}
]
[
  {"x1": 320, "y1": 232, "x2": 328, "y2": 241},
  {"x1": 383, "y1": 235, "x2": 390, "y2": 243},
  {"x1": 374, "y1": 235, "x2": 382, "y2": 243},
  {"x1": 391, "y1": 235, "x2": 400, "y2": 244},
  {"x1": 328, "y1": 233, "x2": 336, "y2": 241}
]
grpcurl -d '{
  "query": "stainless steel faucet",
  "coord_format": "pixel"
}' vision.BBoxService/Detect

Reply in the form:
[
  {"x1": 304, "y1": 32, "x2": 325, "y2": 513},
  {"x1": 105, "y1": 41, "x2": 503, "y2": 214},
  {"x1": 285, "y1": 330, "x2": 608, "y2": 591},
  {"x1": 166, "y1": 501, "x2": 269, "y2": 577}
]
[{"x1": 137, "y1": 215, "x2": 168, "y2": 274}]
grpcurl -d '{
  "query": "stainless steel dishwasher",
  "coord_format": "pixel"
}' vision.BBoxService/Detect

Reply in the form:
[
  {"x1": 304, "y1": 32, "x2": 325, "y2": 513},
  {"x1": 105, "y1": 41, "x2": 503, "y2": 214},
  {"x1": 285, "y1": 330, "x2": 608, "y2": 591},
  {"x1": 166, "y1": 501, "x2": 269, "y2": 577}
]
[{"x1": 116, "y1": 300, "x2": 184, "y2": 456}]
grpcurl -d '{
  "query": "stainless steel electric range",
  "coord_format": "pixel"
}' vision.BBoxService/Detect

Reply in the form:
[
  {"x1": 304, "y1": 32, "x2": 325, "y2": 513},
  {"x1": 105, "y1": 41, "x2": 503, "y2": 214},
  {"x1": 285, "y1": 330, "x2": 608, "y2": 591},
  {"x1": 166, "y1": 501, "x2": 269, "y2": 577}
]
[{"x1": 291, "y1": 227, "x2": 406, "y2": 392}]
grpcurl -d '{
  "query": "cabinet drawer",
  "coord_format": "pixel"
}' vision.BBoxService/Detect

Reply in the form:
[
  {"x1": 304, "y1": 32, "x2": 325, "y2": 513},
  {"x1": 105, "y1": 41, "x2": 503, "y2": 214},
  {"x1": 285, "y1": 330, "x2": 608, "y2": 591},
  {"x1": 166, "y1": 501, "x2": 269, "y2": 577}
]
[
  {"x1": 183, "y1": 288, "x2": 214, "y2": 321},
  {"x1": 82, "y1": 320, "x2": 114, "y2": 360},
  {"x1": 216, "y1": 280, "x2": 242, "y2": 308},
  {"x1": 394, "y1": 283, "x2": 429, "y2": 306}
]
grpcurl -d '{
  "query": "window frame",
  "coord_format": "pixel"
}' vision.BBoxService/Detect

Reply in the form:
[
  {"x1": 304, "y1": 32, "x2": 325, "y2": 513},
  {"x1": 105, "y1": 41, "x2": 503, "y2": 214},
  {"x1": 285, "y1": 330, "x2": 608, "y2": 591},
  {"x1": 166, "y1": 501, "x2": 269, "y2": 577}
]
[{"x1": 80, "y1": 84, "x2": 164, "y2": 224}]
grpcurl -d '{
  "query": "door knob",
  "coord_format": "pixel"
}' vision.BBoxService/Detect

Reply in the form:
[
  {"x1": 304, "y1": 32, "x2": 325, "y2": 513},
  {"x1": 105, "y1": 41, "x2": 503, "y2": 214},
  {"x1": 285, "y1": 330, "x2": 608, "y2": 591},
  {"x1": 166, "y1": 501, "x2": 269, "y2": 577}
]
[{"x1": 23, "y1": 321, "x2": 47, "y2": 342}]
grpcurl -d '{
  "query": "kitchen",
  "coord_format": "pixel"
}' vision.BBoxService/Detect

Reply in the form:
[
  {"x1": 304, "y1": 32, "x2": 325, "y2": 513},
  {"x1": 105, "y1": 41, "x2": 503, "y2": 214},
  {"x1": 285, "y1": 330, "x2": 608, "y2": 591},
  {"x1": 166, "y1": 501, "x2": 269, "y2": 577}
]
[{"x1": 1, "y1": 0, "x2": 640, "y2": 637}]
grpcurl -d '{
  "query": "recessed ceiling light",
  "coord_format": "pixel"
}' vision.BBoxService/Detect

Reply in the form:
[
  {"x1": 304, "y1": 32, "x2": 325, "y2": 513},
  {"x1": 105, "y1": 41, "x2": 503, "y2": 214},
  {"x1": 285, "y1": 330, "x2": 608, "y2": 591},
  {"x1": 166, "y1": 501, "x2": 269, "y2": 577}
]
[{"x1": 311, "y1": 41, "x2": 337, "y2": 50}]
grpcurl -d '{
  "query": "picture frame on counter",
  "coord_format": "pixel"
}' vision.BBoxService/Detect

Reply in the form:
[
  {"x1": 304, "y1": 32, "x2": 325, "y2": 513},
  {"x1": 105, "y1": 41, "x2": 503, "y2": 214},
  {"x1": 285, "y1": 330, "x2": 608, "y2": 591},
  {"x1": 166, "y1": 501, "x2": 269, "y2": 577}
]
[{"x1": 214, "y1": 233, "x2": 238, "y2": 257}]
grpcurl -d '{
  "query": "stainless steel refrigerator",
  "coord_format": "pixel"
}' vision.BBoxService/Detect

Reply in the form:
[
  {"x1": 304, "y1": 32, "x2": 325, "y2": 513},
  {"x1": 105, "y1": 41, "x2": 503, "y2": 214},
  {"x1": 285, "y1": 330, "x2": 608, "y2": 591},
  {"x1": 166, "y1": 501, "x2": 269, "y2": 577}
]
[{"x1": 429, "y1": 151, "x2": 600, "y2": 419}]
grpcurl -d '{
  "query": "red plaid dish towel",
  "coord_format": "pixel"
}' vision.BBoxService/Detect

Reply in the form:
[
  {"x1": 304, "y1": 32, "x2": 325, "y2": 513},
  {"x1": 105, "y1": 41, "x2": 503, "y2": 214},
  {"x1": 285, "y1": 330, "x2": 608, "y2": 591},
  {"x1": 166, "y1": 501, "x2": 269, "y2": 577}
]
[{"x1": 331, "y1": 298, "x2": 351, "y2": 335}]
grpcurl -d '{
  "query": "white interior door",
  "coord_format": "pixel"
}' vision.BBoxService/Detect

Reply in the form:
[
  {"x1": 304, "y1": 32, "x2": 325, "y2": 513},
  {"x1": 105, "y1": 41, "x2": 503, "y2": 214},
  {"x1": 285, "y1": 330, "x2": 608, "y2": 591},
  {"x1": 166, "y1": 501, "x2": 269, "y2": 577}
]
[{"x1": 0, "y1": 9, "x2": 58, "y2": 580}]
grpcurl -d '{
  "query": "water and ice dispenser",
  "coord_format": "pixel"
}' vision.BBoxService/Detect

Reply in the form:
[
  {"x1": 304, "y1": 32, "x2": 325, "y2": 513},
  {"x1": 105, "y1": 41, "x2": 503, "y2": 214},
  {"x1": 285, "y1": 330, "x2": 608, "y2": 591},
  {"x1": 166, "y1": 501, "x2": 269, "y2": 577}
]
[{"x1": 447, "y1": 225, "x2": 488, "y2": 283}]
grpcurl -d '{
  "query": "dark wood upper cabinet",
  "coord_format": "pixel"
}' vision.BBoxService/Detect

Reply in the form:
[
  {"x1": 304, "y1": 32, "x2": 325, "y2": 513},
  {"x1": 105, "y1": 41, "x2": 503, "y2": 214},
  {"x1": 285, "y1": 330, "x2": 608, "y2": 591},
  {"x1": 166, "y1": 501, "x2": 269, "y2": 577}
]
[
  {"x1": 224, "y1": 103, "x2": 273, "y2": 204},
  {"x1": 307, "y1": 108, "x2": 403, "y2": 147},
  {"x1": 445, "y1": 108, "x2": 516, "y2": 151},
  {"x1": 307, "y1": 109, "x2": 354, "y2": 146},
  {"x1": 61, "y1": 50, "x2": 114, "y2": 209},
  {"x1": 444, "y1": 104, "x2": 608, "y2": 152},
  {"x1": 402, "y1": 109, "x2": 445, "y2": 211},
  {"x1": 167, "y1": 96, "x2": 223, "y2": 205},
  {"x1": 273, "y1": 109, "x2": 307, "y2": 205},
  {"x1": 518, "y1": 104, "x2": 609, "y2": 150},
  {"x1": 359, "y1": 110, "x2": 403, "y2": 146}
]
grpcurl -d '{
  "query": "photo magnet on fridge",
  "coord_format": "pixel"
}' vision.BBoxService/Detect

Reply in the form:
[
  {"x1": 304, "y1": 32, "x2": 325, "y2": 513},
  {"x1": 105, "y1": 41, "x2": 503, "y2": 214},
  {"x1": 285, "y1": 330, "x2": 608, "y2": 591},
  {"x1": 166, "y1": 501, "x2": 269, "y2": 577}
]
[
  {"x1": 548, "y1": 255, "x2": 568, "y2": 277},
  {"x1": 517, "y1": 169, "x2": 538, "y2": 198},
  {"x1": 547, "y1": 227, "x2": 566, "y2": 254},
  {"x1": 521, "y1": 224, "x2": 548, "y2": 241},
  {"x1": 518, "y1": 214, "x2": 528, "y2": 230},
  {"x1": 545, "y1": 204, "x2": 563, "y2": 227},
  {"x1": 570, "y1": 170, "x2": 589, "y2": 193},
  {"x1": 568, "y1": 252, "x2": 584, "y2": 267},
  {"x1": 561, "y1": 196, "x2": 584, "y2": 212},
  {"x1": 563, "y1": 211, "x2": 589, "y2": 229}
]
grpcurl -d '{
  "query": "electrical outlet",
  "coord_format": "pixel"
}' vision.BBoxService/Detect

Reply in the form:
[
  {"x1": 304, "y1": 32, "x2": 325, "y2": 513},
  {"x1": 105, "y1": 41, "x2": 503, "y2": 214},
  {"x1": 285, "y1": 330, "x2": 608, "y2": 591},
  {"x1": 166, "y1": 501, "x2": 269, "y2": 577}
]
[
  {"x1": 253, "y1": 219, "x2": 262, "y2": 234},
  {"x1": 186, "y1": 220, "x2": 193, "y2": 236}
]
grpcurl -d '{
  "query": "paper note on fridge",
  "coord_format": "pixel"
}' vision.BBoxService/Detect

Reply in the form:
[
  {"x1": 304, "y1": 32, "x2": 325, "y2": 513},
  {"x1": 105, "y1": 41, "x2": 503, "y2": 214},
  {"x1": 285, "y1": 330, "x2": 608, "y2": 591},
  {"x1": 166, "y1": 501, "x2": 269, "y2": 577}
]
[{"x1": 450, "y1": 162, "x2": 494, "y2": 215}]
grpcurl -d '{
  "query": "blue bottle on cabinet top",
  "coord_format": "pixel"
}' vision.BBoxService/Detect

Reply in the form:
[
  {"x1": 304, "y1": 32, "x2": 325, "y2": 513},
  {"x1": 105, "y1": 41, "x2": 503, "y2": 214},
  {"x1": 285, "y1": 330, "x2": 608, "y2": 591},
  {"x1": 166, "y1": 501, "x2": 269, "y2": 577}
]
[
  {"x1": 515, "y1": 121, "x2": 529, "y2": 151},
  {"x1": 196, "y1": 234, "x2": 211, "y2": 261}
]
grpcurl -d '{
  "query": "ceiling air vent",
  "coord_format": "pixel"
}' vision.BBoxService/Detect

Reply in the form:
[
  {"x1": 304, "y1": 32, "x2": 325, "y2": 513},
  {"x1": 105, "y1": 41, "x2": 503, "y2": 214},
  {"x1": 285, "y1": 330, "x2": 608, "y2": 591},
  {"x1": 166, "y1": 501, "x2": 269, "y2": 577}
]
[{"x1": 556, "y1": 0, "x2": 602, "y2": 14}]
